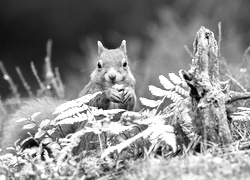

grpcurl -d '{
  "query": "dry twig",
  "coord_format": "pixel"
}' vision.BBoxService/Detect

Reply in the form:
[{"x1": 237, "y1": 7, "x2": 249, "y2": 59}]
[
  {"x1": 0, "y1": 61, "x2": 19, "y2": 99},
  {"x1": 16, "y1": 67, "x2": 33, "y2": 97}
]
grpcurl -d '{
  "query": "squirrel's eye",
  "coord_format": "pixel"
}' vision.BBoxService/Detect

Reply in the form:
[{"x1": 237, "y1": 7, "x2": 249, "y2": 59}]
[
  {"x1": 97, "y1": 61, "x2": 102, "y2": 69},
  {"x1": 123, "y1": 61, "x2": 128, "y2": 68}
]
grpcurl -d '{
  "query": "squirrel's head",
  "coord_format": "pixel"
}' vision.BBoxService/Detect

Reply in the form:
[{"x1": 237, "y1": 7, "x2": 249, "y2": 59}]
[{"x1": 91, "y1": 40, "x2": 135, "y2": 87}]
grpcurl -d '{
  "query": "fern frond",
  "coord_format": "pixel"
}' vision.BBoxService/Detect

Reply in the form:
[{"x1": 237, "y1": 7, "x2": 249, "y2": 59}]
[
  {"x1": 101, "y1": 116, "x2": 176, "y2": 158},
  {"x1": 53, "y1": 92, "x2": 108, "y2": 126},
  {"x1": 232, "y1": 115, "x2": 247, "y2": 121},
  {"x1": 235, "y1": 107, "x2": 250, "y2": 115},
  {"x1": 121, "y1": 111, "x2": 143, "y2": 120},
  {"x1": 231, "y1": 107, "x2": 250, "y2": 121},
  {"x1": 140, "y1": 97, "x2": 161, "y2": 108},
  {"x1": 165, "y1": 91, "x2": 183, "y2": 102},
  {"x1": 140, "y1": 109, "x2": 157, "y2": 118},
  {"x1": 148, "y1": 85, "x2": 168, "y2": 97},
  {"x1": 233, "y1": 112, "x2": 247, "y2": 116},
  {"x1": 102, "y1": 122, "x2": 134, "y2": 134},
  {"x1": 77, "y1": 92, "x2": 102, "y2": 104},
  {"x1": 56, "y1": 115, "x2": 88, "y2": 125},
  {"x1": 175, "y1": 85, "x2": 189, "y2": 97},
  {"x1": 54, "y1": 107, "x2": 87, "y2": 122},
  {"x1": 53, "y1": 92, "x2": 101, "y2": 114},
  {"x1": 159, "y1": 75, "x2": 174, "y2": 90},
  {"x1": 237, "y1": 107, "x2": 250, "y2": 111},
  {"x1": 90, "y1": 107, "x2": 125, "y2": 117},
  {"x1": 169, "y1": 73, "x2": 182, "y2": 85},
  {"x1": 53, "y1": 101, "x2": 88, "y2": 115}
]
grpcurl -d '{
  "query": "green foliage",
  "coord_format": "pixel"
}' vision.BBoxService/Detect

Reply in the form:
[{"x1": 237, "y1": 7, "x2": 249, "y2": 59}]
[
  {"x1": 1, "y1": 62, "x2": 250, "y2": 179},
  {"x1": 0, "y1": 72, "x2": 194, "y2": 179}
]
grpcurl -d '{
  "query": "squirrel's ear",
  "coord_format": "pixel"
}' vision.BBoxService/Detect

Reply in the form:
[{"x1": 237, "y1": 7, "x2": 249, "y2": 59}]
[
  {"x1": 97, "y1": 41, "x2": 105, "y2": 55},
  {"x1": 119, "y1": 40, "x2": 127, "y2": 54}
]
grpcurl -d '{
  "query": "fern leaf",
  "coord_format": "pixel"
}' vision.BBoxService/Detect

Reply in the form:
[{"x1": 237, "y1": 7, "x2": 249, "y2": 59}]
[
  {"x1": 31, "y1": 112, "x2": 42, "y2": 121},
  {"x1": 169, "y1": 73, "x2": 182, "y2": 85},
  {"x1": 78, "y1": 91, "x2": 102, "y2": 104},
  {"x1": 47, "y1": 141, "x2": 61, "y2": 151},
  {"x1": 54, "y1": 107, "x2": 87, "y2": 121},
  {"x1": 41, "y1": 138, "x2": 53, "y2": 145},
  {"x1": 102, "y1": 122, "x2": 134, "y2": 134},
  {"x1": 23, "y1": 123, "x2": 37, "y2": 130},
  {"x1": 34, "y1": 129, "x2": 46, "y2": 139},
  {"x1": 56, "y1": 115, "x2": 88, "y2": 125},
  {"x1": 175, "y1": 85, "x2": 189, "y2": 97},
  {"x1": 6, "y1": 147, "x2": 15, "y2": 151},
  {"x1": 231, "y1": 115, "x2": 247, "y2": 121},
  {"x1": 16, "y1": 118, "x2": 28, "y2": 123},
  {"x1": 54, "y1": 101, "x2": 88, "y2": 115},
  {"x1": 47, "y1": 128, "x2": 56, "y2": 136},
  {"x1": 165, "y1": 91, "x2": 183, "y2": 102},
  {"x1": 53, "y1": 92, "x2": 100, "y2": 114},
  {"x1": 121, "y1": 111, "x2": 143, "y2": 120},
  {"x1": 236, "y1": 110, "x2": 250, "y2": 115},
  {"x1": 103, "y1": 109, "x2": 125, "y2": 115},
  {"x1": 140, "y1": 97, "x2": 161, "y2": 108},
  {"x1": 237, "y1": 107, "x2": 250, "y2": 111},
  {"x1": 90, "y1": 107, "x2": 125, "y2": 117},
  {"x1": 39, "y1": 119, "x2": 51, "y2": 128},
  {"x1": 148, "y1": 85, "x2": 168, "y2": 97},
  {"x1": 233, "y1": 112, "x2": 247, "y2": 116},
  {"x1": 159, "y1": 75, "x2": 174, "y2": 90},
  {"x1": 53, "y1": 101, "x2": 77, "y2": 114}
]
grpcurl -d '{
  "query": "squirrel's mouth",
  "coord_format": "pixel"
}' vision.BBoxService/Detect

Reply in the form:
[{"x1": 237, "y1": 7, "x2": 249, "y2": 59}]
[
  {"x1": 105, "y1": 81, "x2": 118, "y2": 85},
  {"x1": 104, "y1": 80, "x2": 125, "y2": 87},
  {"x1": 104, "y1": 78, "x2": 123, "y2": 84}
]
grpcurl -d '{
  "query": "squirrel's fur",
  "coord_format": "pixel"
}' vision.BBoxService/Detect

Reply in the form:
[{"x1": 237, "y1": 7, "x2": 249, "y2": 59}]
[{"x1": 1, "y1": 40, "x2": 136, "y2": 154}]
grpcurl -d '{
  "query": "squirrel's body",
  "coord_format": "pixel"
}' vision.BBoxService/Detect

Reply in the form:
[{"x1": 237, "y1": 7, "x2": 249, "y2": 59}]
[{"x1": 1, "y1": 40, "x2": 136, "y2": 154}]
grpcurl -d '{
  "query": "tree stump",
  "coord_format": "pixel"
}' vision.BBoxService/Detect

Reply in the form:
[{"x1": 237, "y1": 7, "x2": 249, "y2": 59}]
[{"x1": 182, "y1": 26, "x2": 232, "y2": 146}]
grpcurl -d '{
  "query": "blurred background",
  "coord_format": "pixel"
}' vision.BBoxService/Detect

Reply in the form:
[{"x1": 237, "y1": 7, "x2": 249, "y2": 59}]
[{"x1": 0, "y1": 0, "x2": 249, "y2": 100}]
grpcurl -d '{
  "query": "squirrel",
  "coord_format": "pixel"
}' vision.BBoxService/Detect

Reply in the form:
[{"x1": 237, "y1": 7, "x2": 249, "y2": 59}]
[
  {"x1": 79, "y1": 40, "x2": 136, "y2": 111},
  {"x1": 0, "y1": 40, "x2": 136, "y2": 154}
]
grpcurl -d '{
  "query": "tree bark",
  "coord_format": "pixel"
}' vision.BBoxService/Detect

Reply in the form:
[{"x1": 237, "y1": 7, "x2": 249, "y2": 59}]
[{"x1": 182, "y1": 26, "x2": 232, "y2": 146}]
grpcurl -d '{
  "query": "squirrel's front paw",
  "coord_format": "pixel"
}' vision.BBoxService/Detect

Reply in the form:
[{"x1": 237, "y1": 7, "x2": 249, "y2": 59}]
[
  {"x1": 105, "y1": 86, "x2": 123, "y2": 103},
  {"x1": 122, "y1": 87, "x2": 135, "y2": 104}
]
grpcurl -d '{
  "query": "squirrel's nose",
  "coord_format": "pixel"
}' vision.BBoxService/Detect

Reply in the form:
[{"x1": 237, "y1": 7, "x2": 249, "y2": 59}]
[{"x1": 108, "y1": 74, "x2": 116, "y2": 82}]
